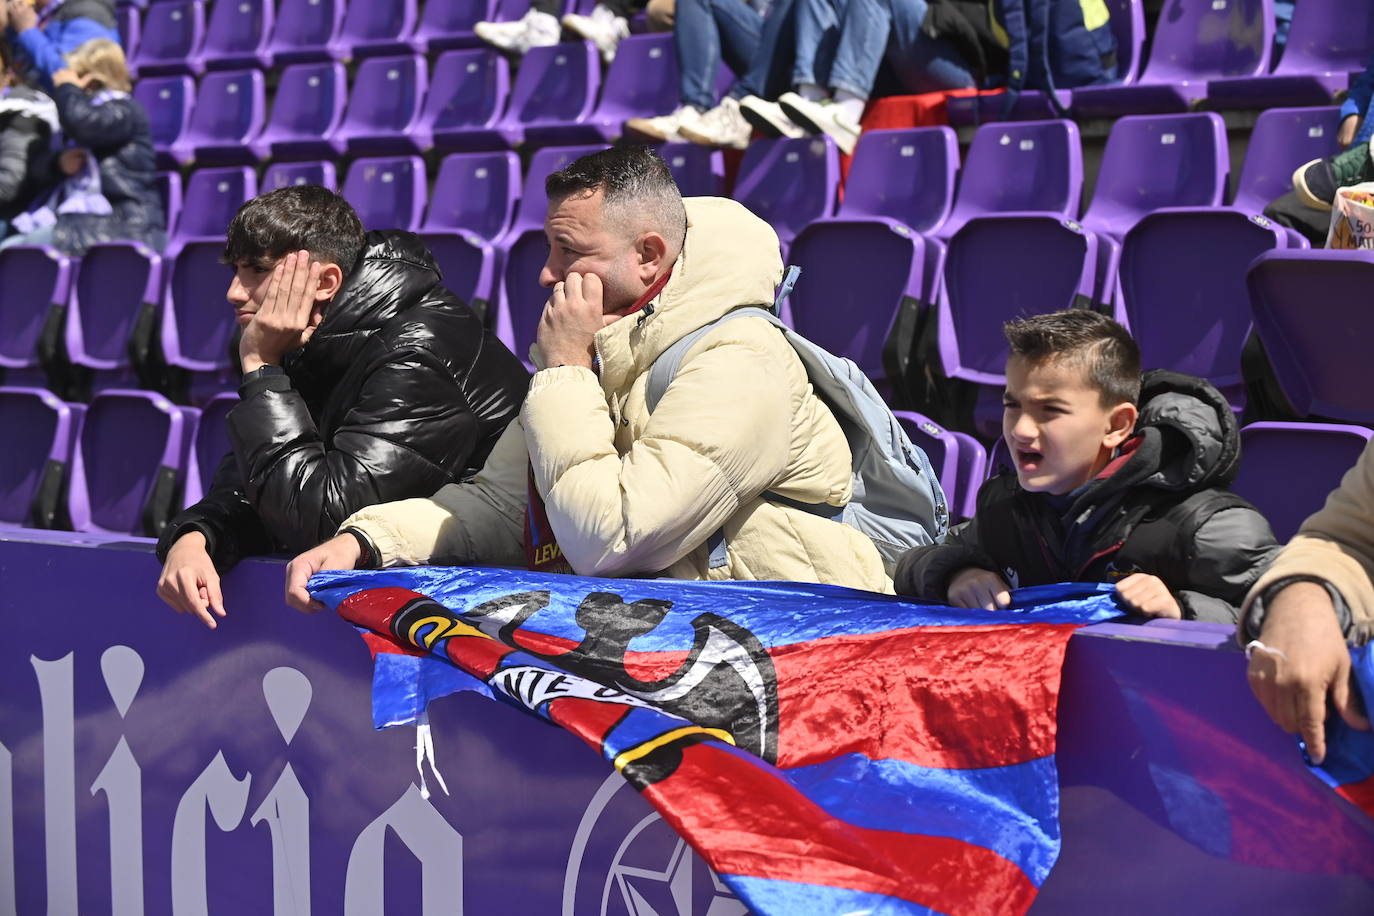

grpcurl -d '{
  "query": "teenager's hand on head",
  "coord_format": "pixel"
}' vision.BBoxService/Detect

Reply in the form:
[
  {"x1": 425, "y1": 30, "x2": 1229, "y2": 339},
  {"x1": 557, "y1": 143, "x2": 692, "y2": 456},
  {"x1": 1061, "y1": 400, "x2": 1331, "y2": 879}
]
[
  {"x1": 156, "y1": 531, "x2": 227, "y2": 629},
  {"x1": 7, "y1": 0, "x2": 36, "y2": 32},
  {"x1": 947, "y1": 567, "x2": 1012, "y2": 610},
  {"x1": 285, "y1": 533, "x2": 362, "y2": 614},
  {"x1": 1247, "y1": 581, "x2": 1370, "y2": 765},
  {"x1": 1114, "y1": 573, "x2": 1182, "y2": 619},
  {"x1": 239, "y1": 250, "x2": 322, "y2": 373},
  {"x1": 1339, "y1": 114, "x2": 1362, "y2": 149},
  {"x1": 536, "y1": 272, "x2": 616, "y2": 370}
]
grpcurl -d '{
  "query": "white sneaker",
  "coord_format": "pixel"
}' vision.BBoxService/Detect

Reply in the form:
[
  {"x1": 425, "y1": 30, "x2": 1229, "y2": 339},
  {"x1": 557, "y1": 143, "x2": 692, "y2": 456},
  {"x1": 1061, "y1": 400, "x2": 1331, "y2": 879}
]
[
  {"x1": 778, "y1": 92, "x2": 861, "y2": 155},
  {"x1": 474, "y1": 9, "x2": 560, "y2": 56},
  {"x1": 679, "y1": 97, "x2": 752, "y2": 150},
  {"x1": 625, "y1": 104, "x2": 703, "y2": 142},
  {"x1": 562, "y1": 4, "x2": 630, "y2": 64},
  {"x1": 737, "y1": 95, "x2": 806, "y2": 140}
]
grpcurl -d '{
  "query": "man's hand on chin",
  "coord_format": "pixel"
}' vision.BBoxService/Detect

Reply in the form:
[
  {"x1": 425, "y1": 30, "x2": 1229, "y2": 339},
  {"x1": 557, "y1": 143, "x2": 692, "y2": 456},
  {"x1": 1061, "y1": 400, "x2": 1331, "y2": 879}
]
[{"x1": 536, "y1": 272, "x2": 617, "y2": 370}]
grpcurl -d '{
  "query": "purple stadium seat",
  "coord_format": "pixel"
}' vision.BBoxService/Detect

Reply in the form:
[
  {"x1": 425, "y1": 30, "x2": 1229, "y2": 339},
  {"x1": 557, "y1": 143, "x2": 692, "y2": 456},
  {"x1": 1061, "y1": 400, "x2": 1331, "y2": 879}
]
[
  {"x1": 1072, "y1": 0, "x2": 1272, "y2": 116},
  {"x1": 1247, "y1": 249, "x2": 1374, "y2": 424},
  {"x1": 262, "y1": 160, "x2": 338, "y2": 190},
  {"x1": 156, "y1": 170, "x2": 183, "y2": 231},
  {"x1": 1232, "y1": 107, "x2": 1340, "y2": 214},
  {"x1": 0, "y1": 387, "x2": 75, "y2": 529},
  {"x1": 184, "y1": 391, "x2": 238, "y2": 508},
  {"x1": 1208, "y1": 0, "x2": 1374, "y2": 109},
  {"x1": 423, "y1": 151, "x2": 520, "y2": 242},
  {"x1": 340, "y1": 156, "x2": 427, "y2": 231},
  {"x1": 496, "y1": 42, "x2": 601, "y2": 148},
  {"x1": 267, "y1": 0, "x2": 344, "y2": 64},
  {"x1": 586, "y1": 34, "x2": 681, "y2": 142},
  {"x1": 660, "y1": 143, "x2": 724, "y2": 198},
  {"x1": 117, "y1": 4, "x2": 141, "y2": 63},
  {"x1": 131, "y1": 0, "x2": 206, "y2": 76},
  {"x1": 841, "y1": 127, "x2": 959, "y2": 234},
  {"x1": 197, "y1": 0, "x2": 274, "y2": 71},
  {"x1": 66, "y1": 389, "x2": 187, "y2": 536},
  {"x1": 492, "y1": 145, "x2": 610, "y2": 360},
  {"x1": 66, "y1": 241, "x2": 164, "y2": 390},
  {"x1": 160, "y1": 241, "x2": 236, "y2": 398},
  {"x1": 173, "y1": 166, "x2": 257, "y2": 242},
  {"x1": 0, "y1": 246, "x2": 73, "y2": 383},
  {"x1": 172, "y1": 69, "x2": 266, "y2": 166},
  {"x1": 334, "y1": 55, "x2": 430, "y2": 154},
  {"x1": 894, "y1": 410, "x2": 986, "y2": 522},
  {"x1": 734, "y1": 136, "x2": 840, "y2": 245},
  {"x1": 421, "y1": 48, "x2": 510, "y2": 153},
  {"x1": 1116, "y1": 207, "x2": 1286, "y2": 402},
  {"x1": 135, "y1": 75, "x2": 195, "y2": 169},
  {"x1": 330, "y1": 0, "x2": 419, "y2": 60},
  {"x1": 251, "y1": 61, "x2": 348, "y2": 161},
  {"x1": 1232, "y1": 422, "x2": 1373, "y2": 541},
  {"x1": 412, "y1": 0, "x2": 491, "y2": 51},
  {"x1": 936, "y1": 120, "x2": 1082, "y2": 241}
]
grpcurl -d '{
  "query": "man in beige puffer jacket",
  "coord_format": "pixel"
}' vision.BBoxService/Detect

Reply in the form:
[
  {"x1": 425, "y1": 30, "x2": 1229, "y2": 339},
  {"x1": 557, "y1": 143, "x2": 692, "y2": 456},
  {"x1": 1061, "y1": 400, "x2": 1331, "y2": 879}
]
[{"x1": 285, "y1": 145, "x2": 890, "y2": 607}]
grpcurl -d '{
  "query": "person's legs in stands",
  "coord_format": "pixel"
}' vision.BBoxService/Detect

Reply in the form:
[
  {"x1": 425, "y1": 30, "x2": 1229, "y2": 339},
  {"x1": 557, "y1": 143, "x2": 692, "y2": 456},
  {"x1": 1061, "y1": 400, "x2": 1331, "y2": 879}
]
[
  {"x1": 474, "y1": 0, "x2": 561, "y2": 57},
  {"x1": 564, "y1": 0, "x2": 639, "y2": 63},
  {"x1": 1293, "y1": 141, "x2": 1374, "y2": 212}
]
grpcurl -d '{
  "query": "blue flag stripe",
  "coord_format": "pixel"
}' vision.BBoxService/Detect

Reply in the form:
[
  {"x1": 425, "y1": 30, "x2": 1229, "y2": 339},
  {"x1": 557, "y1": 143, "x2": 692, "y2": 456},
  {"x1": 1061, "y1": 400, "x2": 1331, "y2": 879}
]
[{"x1": 724, "y1": 874, "x2": 949, "y2": 916}]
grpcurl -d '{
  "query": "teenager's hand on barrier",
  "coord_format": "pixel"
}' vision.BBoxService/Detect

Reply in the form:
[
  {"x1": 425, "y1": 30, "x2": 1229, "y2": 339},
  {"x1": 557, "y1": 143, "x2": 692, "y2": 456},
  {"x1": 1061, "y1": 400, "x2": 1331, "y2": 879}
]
[
  {"x1": 1114, "y1": 573, "x2": 1182, "y2": 619},
  {"x1": 947, "y1": 567, "x2": 1012, "y2": 610},
  {"x1": 285, "y1": 533, "x2": 362, "y2": 614},
  {"x1": 156, "y1": 531, "x2": 226, "y2": 629},
  {"x1": 1339, "y1": 114, "x2": 1362, "y2": 149},
  {"x1": 7, "y1": 0, "x2": 36, "y2": 32},
  {"x1": 239, "y1": 250, "x2": 322, "y2": 373},
  {"x1": 1247, "y1": 581, "x2": 1370, "y2": 765},
  {"x1": 536, "y1": 272, "x2": 615, "y2": 370}
]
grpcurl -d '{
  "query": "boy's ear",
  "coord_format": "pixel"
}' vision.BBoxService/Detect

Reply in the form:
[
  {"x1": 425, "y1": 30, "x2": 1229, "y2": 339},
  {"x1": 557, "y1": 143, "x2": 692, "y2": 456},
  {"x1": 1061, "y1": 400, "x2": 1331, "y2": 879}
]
[
  {"x1": 314, "y1": 262, "x2": 345, "y2": 302},
  {"x1": 1104, "y1": 401, "x2": 1139, "y2": 448}
]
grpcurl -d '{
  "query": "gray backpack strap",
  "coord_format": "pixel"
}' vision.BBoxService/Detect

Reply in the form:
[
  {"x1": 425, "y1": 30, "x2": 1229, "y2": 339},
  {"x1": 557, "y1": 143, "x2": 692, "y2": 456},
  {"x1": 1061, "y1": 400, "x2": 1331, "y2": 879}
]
[{"x1": 645, "y1": 322, "x2": 715, "y2": 414}]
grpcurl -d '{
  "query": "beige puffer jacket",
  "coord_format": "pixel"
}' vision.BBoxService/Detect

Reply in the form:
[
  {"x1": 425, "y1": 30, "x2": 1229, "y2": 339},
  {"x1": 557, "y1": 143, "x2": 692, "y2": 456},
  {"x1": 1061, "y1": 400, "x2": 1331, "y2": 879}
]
[{"x1": 341, "y1": 197, "x2": 891, "y2": 593}]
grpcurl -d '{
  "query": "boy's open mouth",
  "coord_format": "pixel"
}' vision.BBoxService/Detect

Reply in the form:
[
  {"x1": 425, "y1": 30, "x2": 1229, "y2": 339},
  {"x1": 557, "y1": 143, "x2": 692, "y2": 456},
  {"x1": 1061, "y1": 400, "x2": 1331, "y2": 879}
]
[{"x1": 1015, "y1": 448, "x2": 1044, "y2": 468}]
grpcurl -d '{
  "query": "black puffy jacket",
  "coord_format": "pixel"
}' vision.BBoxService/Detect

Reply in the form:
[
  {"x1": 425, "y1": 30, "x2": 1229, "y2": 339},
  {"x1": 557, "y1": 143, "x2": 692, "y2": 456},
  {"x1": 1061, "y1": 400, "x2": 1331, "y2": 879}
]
[
  {"x1": 48, "y1": 83, "x2": 164, "y2": 255},
  {"x1": 0, "y1": 86, "x2": 57, "y2": 224},
  {"x1": 894, "y1": 370, "x2": 1279, "y2": 623},
  {"x1": 156, "y1": 231, "x2": 531, "y2": 571}
]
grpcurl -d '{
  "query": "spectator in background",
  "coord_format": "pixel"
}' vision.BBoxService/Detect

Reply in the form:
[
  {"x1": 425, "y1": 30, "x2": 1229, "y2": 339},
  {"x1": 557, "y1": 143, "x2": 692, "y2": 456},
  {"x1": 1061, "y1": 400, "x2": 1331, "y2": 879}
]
[
  {"x1": 0, "y1": 0, "x2": 119, "y2": 89},
  {"x1": 156, "y1": 186, "x2": 530, "y2": 630},
  {"x1": 1243, "y1": 438, "x2": 1374, "y2": 765},
  {"x1": 0, "y1": 40, "x2": 58, "y2": 239},
  {"x1": 894, "y1": 310, "x2": 1278, "y2": 623},
  {"x1": 0, "y1": 37, "x2": 162, "y2": 255},
  {"x1": 1339, "y1": 52, "x2": 1374, "y2": 151},
  {"x1": 474, "y1": 0, "x2": 641, "y2": 63}
]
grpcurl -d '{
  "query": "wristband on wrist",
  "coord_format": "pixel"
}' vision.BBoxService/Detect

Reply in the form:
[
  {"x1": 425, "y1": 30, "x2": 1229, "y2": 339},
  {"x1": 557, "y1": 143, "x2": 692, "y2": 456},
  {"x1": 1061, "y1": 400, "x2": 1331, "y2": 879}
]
[{"x1": 342, "y1": 527, "x2": 379, "y2": 570}]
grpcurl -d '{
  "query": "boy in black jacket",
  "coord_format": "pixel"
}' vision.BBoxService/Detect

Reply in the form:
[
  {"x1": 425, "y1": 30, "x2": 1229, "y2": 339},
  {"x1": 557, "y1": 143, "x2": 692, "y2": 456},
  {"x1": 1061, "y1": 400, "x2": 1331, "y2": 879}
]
[{"x1": 895, "y1": 310, "x2": 1278, "y2": 623}]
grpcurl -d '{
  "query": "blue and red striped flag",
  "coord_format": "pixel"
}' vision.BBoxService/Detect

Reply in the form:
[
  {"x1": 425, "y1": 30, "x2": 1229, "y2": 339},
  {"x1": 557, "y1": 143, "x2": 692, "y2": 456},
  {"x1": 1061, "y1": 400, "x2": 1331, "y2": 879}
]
[
  {"x1": 310, "y1": 569, "x2": 1123, "y2": 915},
  {"x1": 1313, "y1": 644, "x2": 1374, "y2": 818}
]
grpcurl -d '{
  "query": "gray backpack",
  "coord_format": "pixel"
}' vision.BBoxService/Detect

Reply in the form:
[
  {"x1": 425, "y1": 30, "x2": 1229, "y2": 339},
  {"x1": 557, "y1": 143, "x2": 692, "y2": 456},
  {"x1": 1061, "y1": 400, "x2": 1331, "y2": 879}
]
[{"x1": 645, "y1": 266, "x2": 948, "y2": 575}]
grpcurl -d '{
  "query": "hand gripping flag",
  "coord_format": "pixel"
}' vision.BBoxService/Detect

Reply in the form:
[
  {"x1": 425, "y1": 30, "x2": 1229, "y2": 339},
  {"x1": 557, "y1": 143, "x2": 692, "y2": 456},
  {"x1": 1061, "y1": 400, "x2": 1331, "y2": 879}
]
[
  {"x1": 310, "y1": 569, "x2": 1124, "y2": 916},
  {"x1": 1312, "y1": 644, "x2": 1374, "y2": 818}
]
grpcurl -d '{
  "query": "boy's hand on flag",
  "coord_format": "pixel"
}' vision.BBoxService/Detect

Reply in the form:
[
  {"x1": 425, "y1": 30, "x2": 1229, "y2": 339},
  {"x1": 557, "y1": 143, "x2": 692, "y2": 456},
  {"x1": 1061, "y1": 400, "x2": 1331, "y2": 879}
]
[
  {"x1": 948, "y1": 567, "x2": 1012, "y2": 610},
  {"x1": 285, "y1": 532, "x2": 362, "y2": 614},
  {"x1": 1114, "y1": 573, "x2": 1182, "y2": 619}
]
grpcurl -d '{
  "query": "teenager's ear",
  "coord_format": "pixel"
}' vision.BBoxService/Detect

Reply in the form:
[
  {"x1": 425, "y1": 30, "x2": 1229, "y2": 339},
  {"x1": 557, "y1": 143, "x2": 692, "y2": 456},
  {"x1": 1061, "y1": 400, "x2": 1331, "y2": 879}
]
[
  {"x1": 1104, "y1": 401, "x2": 1139, "y2": 449},
  {"x1": 314, "y1": 262, "x2": 345, "y2": 302}
]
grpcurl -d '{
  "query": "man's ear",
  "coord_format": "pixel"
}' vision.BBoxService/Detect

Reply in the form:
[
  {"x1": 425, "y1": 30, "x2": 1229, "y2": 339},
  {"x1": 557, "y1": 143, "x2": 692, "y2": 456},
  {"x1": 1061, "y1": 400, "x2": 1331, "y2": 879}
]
[
  {"x1": 636, "y1": 231, "x2": 669, "y2": 283},
  {"x1": 1104, "y1": 401, "x2": 1139, "y2": 449},
  {"x1": 314, "y1": 262, "x2": 345, "y2": 302}
]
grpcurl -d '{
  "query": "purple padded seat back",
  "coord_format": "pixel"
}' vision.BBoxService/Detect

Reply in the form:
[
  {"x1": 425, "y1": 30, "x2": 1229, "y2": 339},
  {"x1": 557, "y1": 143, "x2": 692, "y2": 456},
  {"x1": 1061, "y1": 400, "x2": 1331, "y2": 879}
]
[
  {"x1": 263, "y1": 160, "x2": 338, "y2": 190},
  {"x1": 133, "y1": 0, "x2": 206, "y2": 74},
  {"x1": 256, "y1": 61, "x2": 348, "y2": 156},
  {"x1": 176, "y1": 166, "x2": 257, "y2": 241},
  {"x1": 492, "y1": 0, "x2": 537, "y2": 21},
  {"x1": 940, "y1": 216, "x2": 1098, "y2": 383},
  {"x1": 0, "y1": 247, "x2": 72, "y2": 370},
  {"x1": 1118, "y1": 207, "x2": 1284, "y2": 392},
  {"x1": 660, "y1": 143, "x2": 724, "y2": 198},
  {"x1": 413, "y1": 0, "x2": 493, "y2": 50},
  {"x1": 1233, "y1": 107, "x2": 1340, "y2": 213},
  {"x1": 940, "y1": 120, "x2": 1081, "y2": 239},
  {"x1": 68, "y1": 242, "x2": 163, "y2": 371},
  {"x1": 74, "y1": 390, "x2": 185, "y2": 536},
  {"x1": 335, "y1": 0, "x2": 418, "y2": 57},
  {"x1": 117, "y1": 5, "x2": 141, "y2": 59},
  {"x1": 135, "y1": 76, "x2": 195, "y2": 155},
  {"x1": 1233, "y1": 423, "x2": 1373, "y2": 541},
  {"x1": 1272, "y1": 0, "x2": 1374, "y2": 77},
  {"x1": 180, "y1": 69, "x2": 266, "y2": 160},
  {"x1": 163, "y1": 241, "x2": 234, "y2": 370},
  {"x1": 341, "y1": 156, "x2": 427, "y2": 231},
  {"x1": 1082, "y1": 113, "x2": 1228, "y2": 238},
  {"x1": 199, "y1": 0, "x2": 273, "y2": 69},
  {"x1": 1134, "y1": 0, "x2": 1272, "y2": 82},
  {"x1": 156, "y1": 171, "x2": 183, "y2": 230},
  {"x1": 420, "y1": 232, "x2": 494, "y2": 308},
  {"x1": 0, "y1": 387, "x2": 72, "y2": 527},
  {"x1": 268, "y1": 0, "x2": 344, "y2": 62},
  {"x1": 1246, "y1": 249, "x2": 1374, "y2": 423},
  {"x1": 734, "y1": 136, "x2": 840, "y2": 243},
  {"x1": 1105, "y1": 0, "x2": 1145, "y2": 85},
  {"x1": 423, "y1": 151, "x2": 519, "y2": 241},
  {"x1": 195, "y1": 392, "x2": 238, "y2": 495},
  {"x1": 841, "y1": 127, "x2": 958, "y2": 233},
  {"x1": 421, "y1": 48, "x2": 508, "y2": 137},
  {"x1": 337, "y1": 54, "x2": 428, "y2": 143},
  {"x1": 509, "y1": 144, "x2": 610, "y2": 234},
  {"x1": 501, "y1": 42, "x2": 600, "y2": 128},
  {"x1": 894, "y1": 410, "x2": 961, "y2": 510},
  {"x1": 587, "y1": 34, "x2": 680, "y2": 133}
]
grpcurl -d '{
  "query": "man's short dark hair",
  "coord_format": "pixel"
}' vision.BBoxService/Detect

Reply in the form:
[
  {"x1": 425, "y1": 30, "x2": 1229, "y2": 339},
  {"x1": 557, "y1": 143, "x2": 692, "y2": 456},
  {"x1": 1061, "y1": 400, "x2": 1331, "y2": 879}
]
[
  {"x1": 545, "y1": 145, "x2": 687, "y2": 253},
  {"x1": 1004, "y1": 309, "x2": 1142, "y2": 406},
  {"x1": 222, "y1": 185, "x2": 365, "y2": 274}
]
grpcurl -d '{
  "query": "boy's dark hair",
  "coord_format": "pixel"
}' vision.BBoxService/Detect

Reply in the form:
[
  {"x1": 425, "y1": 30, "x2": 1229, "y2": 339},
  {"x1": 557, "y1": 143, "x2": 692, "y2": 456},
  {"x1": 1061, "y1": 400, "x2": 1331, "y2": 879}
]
[
  {"x1": 1004, "y1": 309, "x2": 1142, "y2": 406},
  {"x1": 545, "y1": 145, "x2": 686, "y2": 252},
  {"x1": 222, "y1": 185, "x2": 365, "y2": 275}
]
